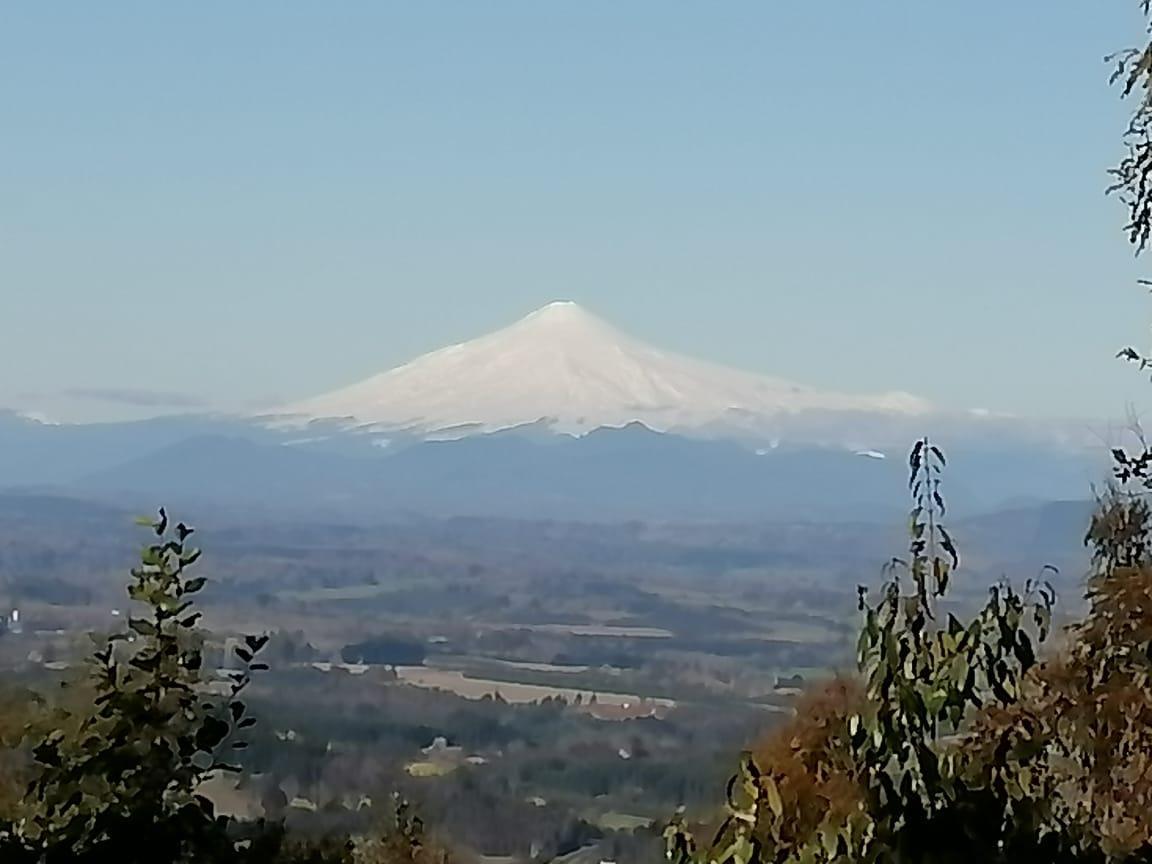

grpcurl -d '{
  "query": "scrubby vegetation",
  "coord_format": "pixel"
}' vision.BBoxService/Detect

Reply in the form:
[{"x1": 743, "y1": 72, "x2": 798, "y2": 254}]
[
  {"x1": 666, "y1": 440, "x2": 1152, "y2": 863},
  {"x1": 0, "y1": 510, "x2": 445, "y2": 864},
  {"x1": 661, "y1": 7, "x2": 1152, "y2": 862}
]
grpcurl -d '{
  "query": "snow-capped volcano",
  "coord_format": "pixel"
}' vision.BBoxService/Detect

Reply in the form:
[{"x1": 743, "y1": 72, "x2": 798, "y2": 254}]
[{"x1": 277, "y1": 301, "x2": 931, "y2": 440}]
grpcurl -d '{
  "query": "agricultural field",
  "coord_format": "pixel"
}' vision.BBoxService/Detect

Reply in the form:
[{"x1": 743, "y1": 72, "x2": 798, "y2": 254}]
[
  {"x1": 514, "y1": 624, "x2": 674, "y2": 639},
  {"x1": 393, "y1": 666, "x2": 676, "y2": 711}
]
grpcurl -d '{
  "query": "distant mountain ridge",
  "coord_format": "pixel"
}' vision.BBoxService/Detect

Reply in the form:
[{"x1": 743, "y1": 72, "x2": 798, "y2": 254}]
[
  {"x1": 0, "y1": 405, "x2": 1104, "y2": 524},
  {"x1": 0, "y1": 302, "x2": 1112, "y2": 523}
]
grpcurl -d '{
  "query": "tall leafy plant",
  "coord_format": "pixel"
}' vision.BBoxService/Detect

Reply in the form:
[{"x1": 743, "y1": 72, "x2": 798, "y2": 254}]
[
  {"x1": 13, "y1": 509, "x2": 268, "y2": 864},
  {"x1": 666, "y1": 441, "x2": 1055, "y2": 864}
]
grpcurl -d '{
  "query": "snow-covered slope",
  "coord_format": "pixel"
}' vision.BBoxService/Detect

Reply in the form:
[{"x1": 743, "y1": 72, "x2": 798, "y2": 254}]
[{"x1": 277, "y1": 301, "x2": 932, "y2": 438}]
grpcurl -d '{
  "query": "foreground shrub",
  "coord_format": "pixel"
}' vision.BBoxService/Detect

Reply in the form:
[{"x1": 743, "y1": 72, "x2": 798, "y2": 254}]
[{"x1": 0, "y1": 510, "x2": 443, "y2": 864}]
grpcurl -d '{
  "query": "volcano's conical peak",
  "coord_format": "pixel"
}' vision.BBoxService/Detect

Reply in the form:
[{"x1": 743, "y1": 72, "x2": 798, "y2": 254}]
[
  {"x1": 521, "y1": 300, "x2": 592, "y2": 323},
  {"x1": 503, "y1": 301, "x2": 621, "y2": 340},
  {"x1": 281, "y1": 301, "x2": 932, "y2": 435}
]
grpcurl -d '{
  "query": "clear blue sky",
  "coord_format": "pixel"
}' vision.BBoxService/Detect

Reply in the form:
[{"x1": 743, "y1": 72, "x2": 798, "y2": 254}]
[{"x1": 1, "y1": 2, "x2": 1148, "y2": 422}]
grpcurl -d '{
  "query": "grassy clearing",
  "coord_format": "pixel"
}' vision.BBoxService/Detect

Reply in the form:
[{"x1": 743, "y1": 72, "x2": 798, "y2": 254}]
[
  {"x1": 762, "y1": 620, "x2": 842, "y2": 643},
  {"x1": 514, "y1": 624, "x2": 673, "y2": 638},
  {"x1": 404, "y1": 760, "x2": 458, "y2": 778},
  {"x1": 281, "y1": 584, "x2": 394, "y2": 602},
  {"x1": 491, "y1": 659, "x2": 591, "y2": 673},
  {"x1": 593, "y1": 811, "x2": 654, "y2": 831},
  {"x1": 429, "y1": 655, "x2": 592, "y2": 675},
  {"x1": 394, "y1": 667, "x2": 674, "y2": 708}
]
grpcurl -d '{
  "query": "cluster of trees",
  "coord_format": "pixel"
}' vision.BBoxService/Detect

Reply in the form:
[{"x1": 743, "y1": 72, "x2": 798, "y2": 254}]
[
  {"x1": 341, "y1": 638, "x2": 426, "y2": 667},
  {"x1": 0, "y1": 511, "x2": 447, "y2": 864},
  {"x1": 233, "y1": 663, "x2": 754, "y2": 858},
  {"x1": 661, "y1": 7, "x2": 1152, "y2": 860},
  {"x1": 667, "y1": 438, "x2": 1152, "y2": 863},
  {"x1": 0, "y1": 510, "x2": 742, "y2": 863}
]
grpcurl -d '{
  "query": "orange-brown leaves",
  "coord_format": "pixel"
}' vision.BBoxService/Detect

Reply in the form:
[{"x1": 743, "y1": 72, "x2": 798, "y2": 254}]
[
  {"x1": 748, "y1": 677, "x2": 864, "y2": 851},
  {"x1": 959, "y1": 560, "x2": 1152, "y2": 858}
]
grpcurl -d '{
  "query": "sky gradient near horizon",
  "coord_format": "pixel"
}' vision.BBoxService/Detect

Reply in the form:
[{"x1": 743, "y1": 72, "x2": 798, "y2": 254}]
[{"x1": 2, "y1": 3, "x2": 1150, "y2": 423}]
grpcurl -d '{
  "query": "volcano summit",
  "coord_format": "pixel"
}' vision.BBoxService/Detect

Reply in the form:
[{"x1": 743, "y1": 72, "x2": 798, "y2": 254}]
[{"x1": 280, "y1": 301, "x2": 931, "y2": 439}]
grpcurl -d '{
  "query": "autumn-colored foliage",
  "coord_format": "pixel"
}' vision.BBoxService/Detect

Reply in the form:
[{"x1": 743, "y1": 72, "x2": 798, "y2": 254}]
[
  {"x1": 665, "y1": 4, "x2": 1152, "y2": 861},
  {"x1": 667, "y1": 441, "x2": 1152, "y2": 864},
  {"x1": 960, "y1": 492, "x2": 1152, "y2": 860},
  {"x1": 748, "y1": 679, "x2": 864, "y2": 852},
  {"x1": 668, "y1": 442, "x2": 1152, "y2": 864}
]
